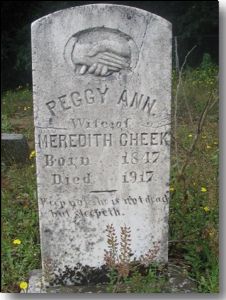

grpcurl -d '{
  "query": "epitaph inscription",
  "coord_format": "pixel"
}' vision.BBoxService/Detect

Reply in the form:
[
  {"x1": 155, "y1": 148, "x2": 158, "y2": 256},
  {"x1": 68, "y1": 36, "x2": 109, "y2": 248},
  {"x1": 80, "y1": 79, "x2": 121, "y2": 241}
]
[{"x1": 32, "y1": 4, "x2": 172, "y2": 286}]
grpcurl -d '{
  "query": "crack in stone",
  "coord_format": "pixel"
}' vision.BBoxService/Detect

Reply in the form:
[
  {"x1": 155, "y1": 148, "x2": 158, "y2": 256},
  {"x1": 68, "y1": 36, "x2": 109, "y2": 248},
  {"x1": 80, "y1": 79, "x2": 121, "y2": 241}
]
[{"x1": 137, "y1": 15, "x2": 153, "y2": 66}]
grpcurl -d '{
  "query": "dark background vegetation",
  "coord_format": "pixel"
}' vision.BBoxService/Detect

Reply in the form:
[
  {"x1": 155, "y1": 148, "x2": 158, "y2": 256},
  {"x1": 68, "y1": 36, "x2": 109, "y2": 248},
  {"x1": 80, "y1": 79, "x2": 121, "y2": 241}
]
[{"x1": 1, "y1": 1, "x2": 218, "y2": 91}]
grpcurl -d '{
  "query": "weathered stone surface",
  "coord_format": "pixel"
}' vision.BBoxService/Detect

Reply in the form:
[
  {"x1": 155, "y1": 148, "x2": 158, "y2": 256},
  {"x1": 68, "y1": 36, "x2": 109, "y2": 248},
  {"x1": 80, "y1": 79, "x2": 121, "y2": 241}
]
[
  {"x1": 31, "y1": 4, "x2": 171, "y2": 286},
  {"x1": 25, "y1": 270, "x2": 46, "y2": 293},
  {"x1": 166, "y1": 261, "x2": 197, "y2": 293},
  {"x1": 1, "y1": 133, "x2": 29, "y2": 165},
  {"x1": 27, "y1": 261, "x2": 197, "y2": 293}
]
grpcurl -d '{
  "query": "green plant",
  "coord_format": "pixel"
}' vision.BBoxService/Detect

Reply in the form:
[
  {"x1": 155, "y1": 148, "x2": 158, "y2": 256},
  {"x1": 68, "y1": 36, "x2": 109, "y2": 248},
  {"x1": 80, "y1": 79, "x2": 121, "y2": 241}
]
[
  {"x1": 2, "y1": 114, "x2": 13, "y2": 132},
  {"x1": 170, "y1": 53, "x2": 219, "y2": 293},
  {"x1": 104, "y1": 224, "x2": 132, "y2": 289},
  {"x1": 2, "y1": 87, "x2": 32, "y2": 117},
  {"x1": 1, "y1": 164, "x2": 40, "y2": 293},
  {"x1": 123, "y1": 265, "x2": 166, "y2": 293},
  {"x1": 104, "y1": 224, "x2": 164, "y2": 293},
  {"x1": 198, "y1": 263, "x2": 219, "y2": 293}
]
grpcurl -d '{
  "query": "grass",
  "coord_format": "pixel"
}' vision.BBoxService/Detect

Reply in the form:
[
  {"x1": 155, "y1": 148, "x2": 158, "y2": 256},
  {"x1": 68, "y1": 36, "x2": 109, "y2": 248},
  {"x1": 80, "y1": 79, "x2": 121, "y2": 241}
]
[
  {"x1": 1, "y1": 55, "x2": 219, "y2": 293},
  {"x1": 169, "y1": 55, "x2": 219, "y2": 292},
  {"x1": 2, "y1": 86, "x2": 32, "y2": 118},
  {"x1": 1, "y1": 86, "x2": 40, "y2": 292},
  {"x1": 1, "y1": 163, "x2": 40, "y2": 293},
  {"x1": 1, "y1": 86, "x2": 34, "y2": 149},
  {"x1": 105, "y1": 265, "x2": 167, "y2": 293}
]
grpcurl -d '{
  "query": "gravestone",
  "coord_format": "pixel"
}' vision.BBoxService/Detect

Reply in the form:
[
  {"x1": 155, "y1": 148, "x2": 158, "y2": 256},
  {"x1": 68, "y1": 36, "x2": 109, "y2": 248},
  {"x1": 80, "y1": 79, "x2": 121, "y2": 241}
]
[
  {"x1": 1, "y1": 133, "x2": 29, "y2": 165},
  {"x1": 31, "y1": 4, "x2": 171, "y2": 289}
]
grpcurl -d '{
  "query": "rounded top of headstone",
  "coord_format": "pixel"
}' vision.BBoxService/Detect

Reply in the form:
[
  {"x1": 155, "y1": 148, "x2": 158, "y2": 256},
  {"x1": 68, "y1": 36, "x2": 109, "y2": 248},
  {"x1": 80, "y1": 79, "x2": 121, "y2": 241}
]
[{"x1": 31, "y1": 4, "x2": 172, "y2": 29}]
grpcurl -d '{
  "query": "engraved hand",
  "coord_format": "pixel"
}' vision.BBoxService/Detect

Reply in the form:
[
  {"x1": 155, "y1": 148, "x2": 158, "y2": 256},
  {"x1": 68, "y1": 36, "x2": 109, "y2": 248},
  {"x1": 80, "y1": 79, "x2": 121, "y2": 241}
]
[{"x1": 72, "y1": 39, "x2": 131, "y2": 76}]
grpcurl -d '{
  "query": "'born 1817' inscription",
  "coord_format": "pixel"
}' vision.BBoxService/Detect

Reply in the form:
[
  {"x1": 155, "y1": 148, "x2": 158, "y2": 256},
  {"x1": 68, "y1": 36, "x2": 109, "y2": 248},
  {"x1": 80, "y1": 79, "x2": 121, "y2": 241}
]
[{"x1": 32, "y1": 4, "x2": 172, "y2": 286}]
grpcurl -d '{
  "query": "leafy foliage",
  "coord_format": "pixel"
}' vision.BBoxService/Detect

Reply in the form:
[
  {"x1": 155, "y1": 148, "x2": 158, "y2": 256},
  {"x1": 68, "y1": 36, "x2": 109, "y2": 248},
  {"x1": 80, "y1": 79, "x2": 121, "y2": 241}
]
[
  {"x1": 2, "y1": 164, "x2": 40, "y2": 293},
  {"x1": 2, "y1": 114, "x2": 13, "y2": 132},
  {"x1": 170, "y1": 53, "x2": 219, "y2": 293},
  {"x1": 104, "y1": 224, "x2": 163, "y2": 292}
]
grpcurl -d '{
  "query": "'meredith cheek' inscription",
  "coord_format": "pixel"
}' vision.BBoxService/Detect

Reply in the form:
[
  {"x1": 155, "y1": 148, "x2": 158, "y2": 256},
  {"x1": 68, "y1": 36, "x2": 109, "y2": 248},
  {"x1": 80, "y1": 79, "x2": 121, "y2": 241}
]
[{"x1": 38, "y1": 132, "x2": 170, "y2": 148}]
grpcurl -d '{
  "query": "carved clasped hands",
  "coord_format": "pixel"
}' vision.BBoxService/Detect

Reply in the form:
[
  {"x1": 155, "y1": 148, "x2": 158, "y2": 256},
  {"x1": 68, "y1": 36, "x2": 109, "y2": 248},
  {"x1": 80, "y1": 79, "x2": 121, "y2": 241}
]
[
  {"x1": 72, "y1": 40, "x2": 131, "y2": 76},
  {"x1": 64, "y1": 27, "x2": 138, "y2": 77}
]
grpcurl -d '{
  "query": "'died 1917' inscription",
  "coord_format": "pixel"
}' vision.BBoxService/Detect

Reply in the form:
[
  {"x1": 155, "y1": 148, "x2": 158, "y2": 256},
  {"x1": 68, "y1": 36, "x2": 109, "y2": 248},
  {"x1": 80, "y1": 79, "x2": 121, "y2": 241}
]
[{"x1": 31, "y1": 4, "x2": 172, "y2": 286}]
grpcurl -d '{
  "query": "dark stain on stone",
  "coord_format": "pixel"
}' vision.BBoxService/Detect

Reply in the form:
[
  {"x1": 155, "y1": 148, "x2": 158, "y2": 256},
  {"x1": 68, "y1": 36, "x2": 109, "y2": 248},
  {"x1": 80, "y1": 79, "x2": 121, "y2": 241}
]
[
  {"x1": 49, "y1": 262, "x2": 168, "y2": 287},
  {"x1": 52, "y1": 263, "x2": 109, "y2": 286}
]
